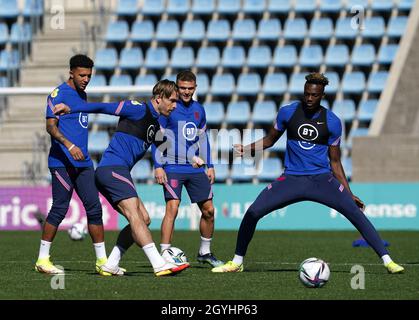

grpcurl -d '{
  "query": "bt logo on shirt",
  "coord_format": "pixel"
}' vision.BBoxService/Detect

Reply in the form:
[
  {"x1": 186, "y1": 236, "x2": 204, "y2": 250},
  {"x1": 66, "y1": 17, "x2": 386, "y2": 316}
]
[
  {"x1": 182, "y1": 122, "x2": 198, "y2": 141},
  {"x1": 79, "y1": 113, "x2": 88, "y2": 128},
  {"x1": 297, "y1": 123, "x2": 318, "y2": 150}
]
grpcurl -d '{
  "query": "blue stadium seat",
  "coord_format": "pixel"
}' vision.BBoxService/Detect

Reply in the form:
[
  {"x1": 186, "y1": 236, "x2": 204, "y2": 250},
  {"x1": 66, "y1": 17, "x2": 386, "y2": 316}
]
[
  {"x1": 87, "y1": 74, "x2": 107, "y2": 98},
  {"x1": 347, "y1": 127, "x2": 369, "y2": 149},
  {"x1": 181, "y1": 20, "x2": 205, "y2": 42},
  {"x1": 247, "y1": 46, "x2": 271, "y2": 68},
  {"x1": 204, "y1": 101, "x2": 224, "y2": 125},
  {"x1": 167, "y1": 0, "x2": 190, "y2": 15},
  {"x1": 0, "y1": 23, "x2": 8, "y2": 46},
  {"x1": 319, "y1": 0, "x2": 342, "y2": 13},
  {"x1": 257, "y1": 18, "x2": 281, "y2": 41},
  {"x1": 398, "y1": 0, "x2": 414, "y2": 11},
  {"x1": 226, "y1": 101, "x2": 251, "y2": 124},
  {"x1": 196, "y1": 47, "x2": 220, "y2": 69},
  {"x1": 323, "y1": 72, "x2": 339, "y2": 94},
  {"x1": 341, "y1": 71, "x2": 366, "y2": 94},
  {"x1": 299, "y1": 45, "x2": 323, "y2": 67},
  {"x1": 268, "y1": 0, "x2": 291, "y2": 14},
  {"x1": 332, "y1": 99, "x2": 356, "y2": 122},
  {"x1": 263, "y1": 73, "x2": 287, "y2": 96},
  {"x1": 371, "y1": 0, "x2": 394, "y2": 11},
  {"x1": 214, "y1": 162, "x2": 230, "y2": 182},
  {"x1": 161, "y1": 73, "x2": 176, "y2": 82},
  {"x1": 156, "y1": 20, "x2": 179, "y2": 42},
  {"x1": 131, "y1": 20, "x2": 154, "y2": 43},
  {"x1": 283, "y1": 18, "x2": 307, "y2": 41},
  {"x1": 325, "y1": 44, "x2": 349, "y2": 67},
  {"x1": 367, "y1": 71, "x2": 388, "y2": 94},
  {"x1": 231, "y1": 159, "x2": 255, "y2": 182},
  {"x1": 236, "y1": 73, "x2": 261, "y2": 96},
  {"x1": 109, "y1": 74, "x2": 133, "y2": 98},
  {"x1": 289, "y1": 73, "x2": 307, "y2": 95},
  {"x1": 242, "y1": 128, "x2": 265, "y2": 146},
  {"x1": 171, "y1": 47, "x2": 194, "y2": 69},
  {"x1": 94, "y1": 48, "x2": 118, "y2": 71},
  {"x1": 10, "y1": 23, "x2": 32, "y2": 44},
  {"x1": 273, "y1": 45, "x2": 297, "y2": 68},
  {"x1": 207, "y1": 19, "x2": 230, "y2": 42},
  {"x1": 271, "y1": 133, "x2": 287, "y2": 152},
  {"x1": 131, "y1": 160, "x2": 152, "y2": 181},
  {"x1": 335, "y1": 17, "x2": 358, "y2": 39},
  {"x1": 88, "y1": 131, "x2": 110, "y2": 153},
  {"x1": 216, "y1": 128, "x2": 242, "y2": 152},
  {"x1": 211, "y1": 73, "x2": 235, "y2": 96},
  {"x1": 95, "y1": 113, "x2": 119, "y2": 127},
  {"x1": 142, "y1": 0, "x2": 164, "y2": 16},
  {"x1": 0, "y1": 76, "x2": 9, "y2": 87},
  {"x1": 115, "y1": 0, "x2": 138, "y2": 17},
  {"x1": 23, "y1": 0, "x2": 44, "y2": 18},
  {"x1": 119, "y1": 47, "x2": 143, "y2": 70},
  {"x1": 357, "y1": 99, "x2": 378, "y2": 122},
  {"x1": 191, "y1": 0, "x2": 215, "y2": 16},
  {"x1": 345, "y1": 0, "x2": 368, "y2": 9},
  {"x1": 362, "y1": 17, "x2": 385, "y2": 39},
  {"x1": 0, "y1": 0, "x2": 19, "y2": 19},
  {"x1": 252, "y1": 101, "x2": 277, "y2": 124},
  {"x1": 144, "y1": 47, "x2": 169, "y2": 69},
  {"x1": 222, "y1": 46, "x2": 246, "y2": 69},
  {"x1": 378, "y1": 44, "x2": 399, "y2": 65},
  {"x1": 218, "y1": 0, "x2": 241, "y2": 15},
  {"x1": 294, "y1": 0, "x2": 317, "y2": 13},
  {"x1": 105, "y1": 21, "x2": 129, "y2": 44},
  {"x1": 321, "y1": 99, "x2": 330, "y2": 109},
  {"x1": 232, "y1": 19, "x2": 256, "y2": 42},
  {"x1": 351, "y1": 44, "x2": 376, "y2": 66},
  {"x1": 196, "y1": 73, "x2": 209, "y2": 95},
  {"x1": 387, "y1": 16, "x2": 408, "y2": 38},
  {"x1": 135, "y1": 73, "x2": 157, "y2": 86},
  {"x1": 309, "y1": 18, "x2": 333, "y2": 40},
  {"x1": 243, "y1": 0, "x2": 266, "y2": 15},
  {"x1": 258, "y1": 158, "x2": 282, "y2": 181}
]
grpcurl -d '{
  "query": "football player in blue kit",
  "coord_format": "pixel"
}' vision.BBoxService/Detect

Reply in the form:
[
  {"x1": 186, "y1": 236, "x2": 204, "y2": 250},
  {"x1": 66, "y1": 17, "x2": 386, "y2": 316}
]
[
  {"x1": 53, "y1": 80, "x2": 189, "y2": 276},
  {"x1": 35, "y1": 55, "x2": 109, "y2": 275},
  {"x1": 212, "y1": 73, "x2": 404, "y2": 274},
  {"x1": 152, "y1": 71, "x2": 224, "y2": 267}
]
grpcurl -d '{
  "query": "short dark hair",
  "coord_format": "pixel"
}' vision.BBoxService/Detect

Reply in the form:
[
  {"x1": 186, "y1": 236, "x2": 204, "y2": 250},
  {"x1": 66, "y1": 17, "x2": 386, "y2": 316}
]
[
  {"x1": 176, "y1": 70, "x2": 196, "y2": 83},
  {"x1": 69, "y1": 54, "x2": 94, "y2": 70},
  {"x1": 152, "y1": 79, "x2": 178, "y2": 99},
  {"x1": 305, "y1": 73, "x2": 329, "y2": 87}
]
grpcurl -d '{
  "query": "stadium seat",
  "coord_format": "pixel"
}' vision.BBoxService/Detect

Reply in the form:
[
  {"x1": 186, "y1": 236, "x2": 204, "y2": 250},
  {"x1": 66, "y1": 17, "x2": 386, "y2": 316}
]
[
  {"x1": 0, "y1": 23, "x2": 8, "y2": 46},
  {"x1": 236, "y1": 73, "x2": 261, "y2": 96},
  {"x1": 207, "y1": 19, "x2": 230, "y2": 42},
  {"x1": 131, "y1": 160, "x2": 152, "y2": 181},
  {"x1": 257, "y1": 158, "x2": 282, "y2": 181},
  {"x1": 230, "y1": 158, "x2": 255, "y2": 182},
  {"x1": 130, "y1": 20, "x2": 154, "y2": 43},
  {"x1": 263, "y1": 73, "x2": 287, "y2": 96},
  {"x1": 225, "y1": 101, "x2": 251, "y2": 124},
  {"x1": 135, "y1": 74, "x2": 158, "y2": 86},
  {"x1": 216, "y1": 128, "x2": 242, "y2": 152},
  {"x1": 309, "y1": 18, "x2": 333, "y2": 40},
  {"x1": 320, "y1": 99, "x2": 330, "y2": 109},
  {"x1": 243, "y1": 0, "x2": 266, "y2": 15},
  {"x1": 196, "y1": 47, "x2": 220, "y2": 69},
  {"x1": 323, "y1": 72, "x2": 339, "y2": 94},
  {"x1": 341, "y1": 71, "x2": 366, "y2": 94},
  {"x1": 142, "y1": 0, "x2": 164, "y2": 16},
  {"x1": 398, "y1": 0, "x2": 414, "y2": 11},
  {"x1": 332, "y1": 99, "x2": 356, "y2": 122},
  {"x1": 88, "y1": 131, "x2": 110, "y2": 153},
  {"x1": 294, "y1": 0, "x2": 317, "y2": 13},
  {"x1": 252, "y1": 101, "x2": 277, "y2": 124},
  {"x1": 232, "y1": 19, "x2": 256, "y2": 42},
  {"x1": 325, "y1": 44, "x2": 349, "y2": 67},
  {"x1": 319, "y1": 0, "x2": 342, "y2": 13},
  {"x1": 378, "y1": 44, "x2": 399, "y2": 65},
  {"x1": 289, "y1": 73, "x2": 307, "y2": 95},
  {"x1": 10, "y1": 23, "x2": 32, "y2": 45},
  {"x1": 144, "y1": 47, "x2": 169, "y2": 69},
  {"x1": 351, "y1": 44, "x2": 376, "y2": 66},
  {"x1": 94, "y1": 48, "x2": 118, "y2": 71},
  {"x1": 211, "y1": 73, "x2": 235, "y2": 96},
  {"x1": 299, "y1": 45, "x2": 323, "y2": 67},
  {"x1": 257, "y1": 18, "x2": 281, "y2": 41},
  {"x1": 345, "y1": 0, "x2": 368, "y2": 9},
  {"x1": 156, "y1": 20, "x2": 179, "y2": 42},
  {"x1": 222, "y1": 46, "x2": 246, "y2": 69},
  {"x1": 196, "y1": 73, "x2": 209, "y2": 95},
  {"x1": 119, "y1": 47, "x2": 143, "y2": 71},
  {"x1": 218, "y1": 0, "x2": 241, "y2": 15},
  {"x1": 109, "y1": 74, "x2": 133, "y2": 98},
  {"x1": 105, "y1": 21, "x2": 129, "y2": 44},
  {"x1": 95, "y1": 113, "x2": 119, "y2": 127},
  {"x1": 191, "y1": 0, "x2": 215, "y2": 16},
  {"x1": 167, "y1": 0, "x2": 190, "y2": 15},
  {"x1": 87, "y1": 74, "x2": 107, "y2": 98},
  {"x1": 346, "y1": 127, "x2": 369, "y2": 149},
  {"x1": 371, "y1": 0, "x2": 394, "y2": 12},
  {"x1": 357, "y1": 99, "x2": 378, "y2": 122},
  {"x1": 387, "y1": 16, "x2": 408, "y2": 38},
  {"x1": 271, "y1": 133, "x2": 287, "y2": 152},
  {"x1": 283, "y1": 18, "x2": 307, "y2": 41},
  {"x1": 181, "y1": 20, "x2": 205, "y2": 42},
  {"x1": 0, "y1": 0, "x2": 19, "y2": 19},
  {"x1": 204, "y1": 101, "x2": 224, "y2": 125},
  {"x1": 335, "y1": 17, "x2": 358, "y2": 39},
  {"x1": 361, "y1": 17, "x2": 385, "y2": 39},
  {"x1": 268, "y1": 0, "x2": 291, "y2": 14},
  {"x1": 247, "y1": 46, "x2": 272, "y2": 68},
  {"x1": 273, "y1": 45, "x2": 297, "y2": 68},
  {"x1": 242, "y1": 128, "x2": 265, "y2": 146},
  {"x1": 23, "y1": 0, "x2": 43, "y2": 20},
  {"x1": 171, "y1": 47, "x2": 194, "y2": 69},
  {"x1": 367, "y1": 71, "x2": 389, "y2": 94},
  {"x1": 0, "y1": 76, "x2": 9, "y2": 87},
  {"x1": 161, "y1": 73, "x2": 176, "y2": 82},
  {"x1": 115, "y1": 0, "x2": 138, "y2": 17}
]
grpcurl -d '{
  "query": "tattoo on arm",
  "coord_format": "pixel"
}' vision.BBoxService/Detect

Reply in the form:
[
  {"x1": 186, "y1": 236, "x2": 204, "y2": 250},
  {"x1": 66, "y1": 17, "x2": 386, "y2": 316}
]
[{"x1": 46, "y1": 119, "x2": 72, "y2": 149}]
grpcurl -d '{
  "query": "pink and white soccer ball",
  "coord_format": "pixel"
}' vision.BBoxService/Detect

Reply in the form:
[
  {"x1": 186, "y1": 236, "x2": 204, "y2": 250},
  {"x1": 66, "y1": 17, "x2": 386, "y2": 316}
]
[{"x1": 299, "y1": 257, "x2": 330, "y2": 288}]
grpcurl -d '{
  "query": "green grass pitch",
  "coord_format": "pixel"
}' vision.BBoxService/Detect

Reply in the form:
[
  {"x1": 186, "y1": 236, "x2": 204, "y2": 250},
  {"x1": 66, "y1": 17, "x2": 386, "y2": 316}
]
[{"x1": 0, "y1": 230, "x2": 418, "y2": 300}]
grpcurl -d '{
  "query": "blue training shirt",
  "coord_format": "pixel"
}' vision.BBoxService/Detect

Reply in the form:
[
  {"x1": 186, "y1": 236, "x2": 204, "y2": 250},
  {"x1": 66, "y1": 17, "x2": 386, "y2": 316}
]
[
  {"x1": 45, "y1": 82, "x2": 92, "y2": 168},
  {"x1": 151, "y1": 99, "x2": 213, "y2": 174},
  {"x1": 274, "y1": 101, "x2": 342, "y2": 175}
]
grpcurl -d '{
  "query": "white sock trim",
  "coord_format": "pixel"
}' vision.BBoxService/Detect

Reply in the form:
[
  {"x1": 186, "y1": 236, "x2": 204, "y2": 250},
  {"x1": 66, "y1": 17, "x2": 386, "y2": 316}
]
[
  {"x1": 232, "y1": 254, "x2": 243, "y2": 265},
  {"x1": 381, "y1": 254, "x2": 392, "y2": 265}
]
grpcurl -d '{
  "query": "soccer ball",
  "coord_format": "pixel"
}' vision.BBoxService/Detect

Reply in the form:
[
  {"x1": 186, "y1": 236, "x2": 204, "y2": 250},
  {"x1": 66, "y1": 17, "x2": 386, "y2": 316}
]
[
  {"x1": 162, "y1": 247, "x2": 188, "y2": 265},
  {"x1": 299, "y1": 257, "x2": 330, "y2": 288},
  {"x1": 67, "y1": 223, "x2": 87, "y2": 241}
]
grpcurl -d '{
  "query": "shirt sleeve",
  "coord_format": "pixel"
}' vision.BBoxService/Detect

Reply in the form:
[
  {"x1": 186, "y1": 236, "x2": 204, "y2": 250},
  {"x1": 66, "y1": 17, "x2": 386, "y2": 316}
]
[
  {"x1": 327, "y1": 111, "x2": 342, "y2": 146},
  {"x1": 274, "y1": 106, "x2": 291, "y2": 132}
]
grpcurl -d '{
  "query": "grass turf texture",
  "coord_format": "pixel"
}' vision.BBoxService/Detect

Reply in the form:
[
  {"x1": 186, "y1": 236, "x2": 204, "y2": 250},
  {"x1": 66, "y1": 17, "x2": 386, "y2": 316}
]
[{"x1": 0, "y1": 230, "x2": 418, "y2": 300}]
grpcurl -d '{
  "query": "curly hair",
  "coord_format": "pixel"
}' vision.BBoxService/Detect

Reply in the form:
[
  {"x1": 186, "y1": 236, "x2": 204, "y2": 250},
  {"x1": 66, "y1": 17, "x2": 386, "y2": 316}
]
[{"x1": 305, "y1": 73, "x2": 329, "y2": 87}]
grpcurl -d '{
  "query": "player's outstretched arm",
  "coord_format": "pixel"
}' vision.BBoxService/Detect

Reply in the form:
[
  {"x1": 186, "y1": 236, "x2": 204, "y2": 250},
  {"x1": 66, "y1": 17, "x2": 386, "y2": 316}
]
[
  {"x1": 234, "y1": 126, "x2": 283, "y2": 157},
  {"x1": 52, "y1": 100, "x2": 125, "y2": 115}
]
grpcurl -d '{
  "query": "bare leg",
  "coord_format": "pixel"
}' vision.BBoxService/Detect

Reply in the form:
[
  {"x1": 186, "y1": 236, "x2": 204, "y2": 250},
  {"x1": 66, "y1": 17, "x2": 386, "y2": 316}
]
[{"x1": 160, "y1": 199, "x2": 180, "y2": 245}]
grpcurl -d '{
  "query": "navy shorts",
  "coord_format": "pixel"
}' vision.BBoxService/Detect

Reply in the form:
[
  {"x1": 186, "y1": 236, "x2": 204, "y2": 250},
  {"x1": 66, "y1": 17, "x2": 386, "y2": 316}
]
[
  {"x1": 95, "y1": 166, "x2": 138, "y2": 208},
  {"x1": 163, "y1": 172, "x2": 213, "y2": 203}
]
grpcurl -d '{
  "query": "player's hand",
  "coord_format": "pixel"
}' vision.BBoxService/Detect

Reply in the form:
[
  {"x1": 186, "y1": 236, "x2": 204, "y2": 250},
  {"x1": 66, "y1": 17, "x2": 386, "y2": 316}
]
[
  {"x1": 207, "y1": 167, "x2": 215, "y2": 184},
  {"x1": 154, "y1": 168, "x2": 167, "y2": 185},
  {"x1": 53, "y1": 103, "x2": 71, "y2": 115},
  {"x1": 353, "y1": 195, "x2": 365, "y2": 211},
  {"x1": 192, "y1": 156, "x2": 205, "y2": 168},
  {"x1": 69, "y1": 145, "x2": 85, "y2": 161},
  {"x1": 233, "y1": 144, "x2": 244, "y2": 157}
]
